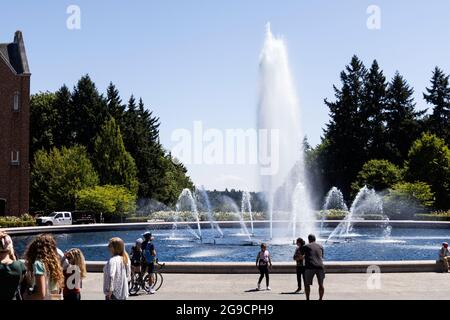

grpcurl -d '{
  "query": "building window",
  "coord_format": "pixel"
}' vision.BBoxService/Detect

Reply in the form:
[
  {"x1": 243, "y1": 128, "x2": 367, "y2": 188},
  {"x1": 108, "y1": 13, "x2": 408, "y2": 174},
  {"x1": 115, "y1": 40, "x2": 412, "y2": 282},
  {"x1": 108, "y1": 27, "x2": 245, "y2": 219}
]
[
  {"x1": 11, "y1": 151, "x2": 20, "y2": 166},
  {"x1": 0, "y1": 199, "x2": 6, "y2": 216},
  {"x1": 13, "y1": 93, "x2": 20, "y2": 112}
]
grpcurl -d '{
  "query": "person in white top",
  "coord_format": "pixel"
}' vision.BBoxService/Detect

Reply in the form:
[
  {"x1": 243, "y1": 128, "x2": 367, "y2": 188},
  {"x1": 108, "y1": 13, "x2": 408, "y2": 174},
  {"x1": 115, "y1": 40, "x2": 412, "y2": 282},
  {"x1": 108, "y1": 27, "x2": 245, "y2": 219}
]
[
  {"x1": 255, "y1": 243, "x2": 272, "y2": 291},
  {"x1": 103, "y1": 237, "x2": 131, "y2": 300}
]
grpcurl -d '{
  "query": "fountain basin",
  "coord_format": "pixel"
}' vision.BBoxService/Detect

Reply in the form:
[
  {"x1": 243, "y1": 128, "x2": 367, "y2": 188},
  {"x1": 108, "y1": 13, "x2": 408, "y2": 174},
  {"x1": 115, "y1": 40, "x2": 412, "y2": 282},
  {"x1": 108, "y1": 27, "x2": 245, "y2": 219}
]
[{"x1": 6, "y1": 222, "x2": 450, "y2": 263}]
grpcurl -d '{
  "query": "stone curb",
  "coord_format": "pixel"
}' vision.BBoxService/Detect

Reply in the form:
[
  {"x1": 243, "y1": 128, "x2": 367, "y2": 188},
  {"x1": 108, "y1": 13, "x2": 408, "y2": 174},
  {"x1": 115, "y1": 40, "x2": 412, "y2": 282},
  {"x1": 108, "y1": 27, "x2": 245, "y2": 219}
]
[{"x1": 86, "y1": 260, "x2": 442, "y2": 274}]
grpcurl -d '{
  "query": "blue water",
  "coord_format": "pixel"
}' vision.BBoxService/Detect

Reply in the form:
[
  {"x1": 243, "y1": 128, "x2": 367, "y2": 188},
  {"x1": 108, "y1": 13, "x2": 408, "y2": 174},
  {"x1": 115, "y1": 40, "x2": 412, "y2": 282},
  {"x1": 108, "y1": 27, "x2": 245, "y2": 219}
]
[{"x1": 11, "y1": 227, "x2": 450, "y2": 262}]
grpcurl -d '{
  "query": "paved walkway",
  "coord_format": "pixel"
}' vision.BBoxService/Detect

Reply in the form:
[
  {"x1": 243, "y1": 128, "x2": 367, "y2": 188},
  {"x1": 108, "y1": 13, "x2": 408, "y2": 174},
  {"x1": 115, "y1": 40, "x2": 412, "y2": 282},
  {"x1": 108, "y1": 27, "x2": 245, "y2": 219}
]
[{"x1": 83, "y1": 272, "x2": 450, "y2": 300}]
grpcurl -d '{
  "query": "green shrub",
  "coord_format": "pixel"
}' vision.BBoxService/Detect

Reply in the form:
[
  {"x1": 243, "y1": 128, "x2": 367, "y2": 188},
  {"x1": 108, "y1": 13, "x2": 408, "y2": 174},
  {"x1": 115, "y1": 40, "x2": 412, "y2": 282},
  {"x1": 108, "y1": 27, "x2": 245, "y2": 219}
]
[
  {"x1": 352, "y1": 159, "x2": 403, "y2": 193},
  {"x1": 318, "y1": 209, "x2": 348, "y2": 220},
  {"x1": 415, "y1": 211, "x2": 450, "y2": 221},
  {"x1": 126, "y1": 211, "x2": 266, "y2": 223},
  {"x1": 405, "y1": 133, "x2": 450, "y2": 209},
  {"x1": 0, "y1": 214, "x2": 37, "y2": 228},
  {"x1": 76, "y1": 185, "x2": 136, "y2": 221},
  {"x1": 384, "y1": 182, "x2": 435, "y2": 219}
]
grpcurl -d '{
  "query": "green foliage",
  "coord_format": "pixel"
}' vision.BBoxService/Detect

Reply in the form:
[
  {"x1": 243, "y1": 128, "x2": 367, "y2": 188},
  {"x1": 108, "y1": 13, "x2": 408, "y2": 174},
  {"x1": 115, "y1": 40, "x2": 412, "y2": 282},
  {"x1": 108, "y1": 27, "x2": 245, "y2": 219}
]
[
  {"x1": 30, "y1": 92, "x2": 58, "y2": 156},
  {"x1": 316, "y1": 57, "x2": 450, "y2": 212},
  {"x1": 76, "y1": 185, "x2": 136, "y2": 219},
  {"x1": 384, "y1": 182, "x2": 435, "y2": 219},
  {"x1": 352, "y1": 159, "x2": 403, "y2": 192},
  {"x1": 29, "y1": 75, "x2": 194, "y2": 213},
  {"x1": 71, "y1": 75, "x2": 109, "y2": 153},
  {"x1": 0, "y1": 214, "x2": 36, "y2": 228},
  {"x1": 31, "y1": 146, "x2": 99, "y2": 212},
  {"x1": 93, "y1": 117, "x2": 138, "y2": 194},
  {"x1": 405, "y1": 133, "x2": 450, "y2": 209},
  {"x1": 385, "y1": 72, "x2": 425, "y2": 164},
  {"x1": 362, "y1": 60, "x2": 389, "y2": 161},
  {"x1": 423, "y1": 67, "x2": 450, "y2": 144},
  {"x1": 318, "y1": 209, "x2": 347, "y2": 220},
  {"x1": 415, "y1": 211, "x2": 450, "y2": 221},
  {"x1": 126, "y1": 211, "x2": 266, "y2": 223},
  {"x1": 322, "y1": 55, "x2": 368, "y2": 197}
]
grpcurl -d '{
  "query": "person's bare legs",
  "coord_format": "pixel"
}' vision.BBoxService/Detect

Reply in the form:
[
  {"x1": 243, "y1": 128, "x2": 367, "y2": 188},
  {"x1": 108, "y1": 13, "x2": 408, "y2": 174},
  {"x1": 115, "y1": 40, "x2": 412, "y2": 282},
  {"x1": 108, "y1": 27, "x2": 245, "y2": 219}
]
[
  {"x1": 319, "y1": 285, "x2": 324, "y2": 300},
  {"x1": 444, "y1": 257, "x2": 450, "y2": 272},
  {"x1": 305, "y1": 285, "x2": 311, "y2": 300}
]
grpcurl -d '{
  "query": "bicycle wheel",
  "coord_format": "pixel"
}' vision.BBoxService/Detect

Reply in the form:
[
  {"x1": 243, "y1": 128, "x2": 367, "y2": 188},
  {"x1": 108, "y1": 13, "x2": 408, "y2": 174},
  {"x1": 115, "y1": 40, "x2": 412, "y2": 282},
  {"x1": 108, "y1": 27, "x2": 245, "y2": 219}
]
[
  {"x1": 153, "y1": 272, "x2": 163, "y2": 291},
  {"x1": 128, "y1": 273, "x2": 141, "y2": 296},
  {"x1": 142, "y1": 273, "x2": 154, "y2": 293}
]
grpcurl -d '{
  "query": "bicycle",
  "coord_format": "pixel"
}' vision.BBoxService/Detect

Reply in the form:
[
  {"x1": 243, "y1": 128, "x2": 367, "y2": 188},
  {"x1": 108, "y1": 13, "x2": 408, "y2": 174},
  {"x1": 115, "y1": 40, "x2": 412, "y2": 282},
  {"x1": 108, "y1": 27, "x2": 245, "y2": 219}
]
[{"x1": 129, "y1": 260, "x2": 165, "y2": 295}]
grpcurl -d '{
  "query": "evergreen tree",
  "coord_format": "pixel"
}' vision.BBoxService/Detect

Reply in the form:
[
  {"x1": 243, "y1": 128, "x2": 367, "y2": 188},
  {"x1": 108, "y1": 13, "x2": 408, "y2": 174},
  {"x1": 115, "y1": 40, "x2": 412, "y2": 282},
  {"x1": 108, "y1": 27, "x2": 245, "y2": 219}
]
[
  {"x1": 385, "y1": 72, "x2": 424, "y2": 163},
  {"x1": 71, "y1": 75, "x2": 108, "y2": 152},
  {"x1": 30, "y1": 92, "x2": 58, "y2": 157},
  {"x1": 423, "y1": 67, "x2": 450, "y2": 144},
  {"x1": 322, "y1": 55, "x2": 368, "y2": 197},
  {"x1": 362, "y1": 60, "x2": 388, "y2": 160},
  {"x1": 106, "y1": 82, "x2": 125, "y2": 127},
  {"x1": 93, "y1": 117, "x2": 138, "y2": 194},
  {"x1": 53, "y1": 85, "x2": 76, "y2": 148}
]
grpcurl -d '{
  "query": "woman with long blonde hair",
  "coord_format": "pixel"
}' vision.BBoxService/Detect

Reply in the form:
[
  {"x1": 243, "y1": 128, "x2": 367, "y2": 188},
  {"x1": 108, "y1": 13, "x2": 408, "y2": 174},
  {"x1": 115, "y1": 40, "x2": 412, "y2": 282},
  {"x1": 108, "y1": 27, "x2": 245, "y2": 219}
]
[
  {"x1": 63, "y1": 248, "x2": 87, "y2": 300},
  {"x1": 24, "y1": 234, "x2": 64, "y2": 300},
  {"x1": 0, "y1": 231, "x2": 26, "y2": 300},
  {"x1": 103, "y1": 237, "x2": 131, "y2": 300}
]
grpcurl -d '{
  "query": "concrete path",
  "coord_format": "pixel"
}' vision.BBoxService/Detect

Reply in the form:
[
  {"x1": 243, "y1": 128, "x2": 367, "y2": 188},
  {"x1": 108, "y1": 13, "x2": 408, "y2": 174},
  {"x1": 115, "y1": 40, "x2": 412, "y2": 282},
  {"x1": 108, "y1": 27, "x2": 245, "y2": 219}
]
[{"x1": 82, "y1": 272, "x2": 450, "y2": 300}]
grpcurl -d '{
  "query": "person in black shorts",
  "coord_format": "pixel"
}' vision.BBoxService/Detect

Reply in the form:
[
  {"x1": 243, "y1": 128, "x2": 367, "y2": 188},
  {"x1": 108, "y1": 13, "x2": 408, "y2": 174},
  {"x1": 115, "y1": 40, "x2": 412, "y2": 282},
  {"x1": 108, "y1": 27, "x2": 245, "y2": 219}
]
[
  {"x1": 301, "y1": 234, "x2": 325, "y2": 300},
  {"x1": 141, "y1": 232, "x2": 157, "y2": 294}
]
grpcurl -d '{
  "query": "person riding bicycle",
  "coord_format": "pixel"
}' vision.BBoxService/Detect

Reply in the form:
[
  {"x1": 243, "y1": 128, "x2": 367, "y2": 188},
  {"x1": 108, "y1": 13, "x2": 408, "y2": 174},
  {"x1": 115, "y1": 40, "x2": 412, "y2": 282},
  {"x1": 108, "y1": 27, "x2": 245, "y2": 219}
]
[
  {"x1": 141, "y1": 232, "x2": 157, "y2": 294},
  {"x1": 130, "y1": 238, "x2": 143, "y2": 276}
]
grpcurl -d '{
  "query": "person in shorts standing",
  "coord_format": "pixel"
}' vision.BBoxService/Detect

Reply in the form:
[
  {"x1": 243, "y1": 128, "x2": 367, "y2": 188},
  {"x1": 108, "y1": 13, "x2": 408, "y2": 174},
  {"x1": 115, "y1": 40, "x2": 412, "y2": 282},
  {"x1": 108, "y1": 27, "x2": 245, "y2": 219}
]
[{"x1": 301, "y1": 234, "x2": 325, "y2": 300}]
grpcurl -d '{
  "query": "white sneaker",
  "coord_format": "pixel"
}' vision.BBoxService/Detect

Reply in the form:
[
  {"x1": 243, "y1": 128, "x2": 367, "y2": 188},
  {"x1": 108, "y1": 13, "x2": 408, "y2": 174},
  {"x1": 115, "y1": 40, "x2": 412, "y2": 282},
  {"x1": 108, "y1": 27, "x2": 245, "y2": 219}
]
[
  {"x1": 256, "y1": 285, "x2": 261, "y2": 291},
  {"x1": 266, "y1": 287, "x2": 271, "y2": 291},
  {"x1": 149, "y1": 288, "x2": 156, "y2": 294}
]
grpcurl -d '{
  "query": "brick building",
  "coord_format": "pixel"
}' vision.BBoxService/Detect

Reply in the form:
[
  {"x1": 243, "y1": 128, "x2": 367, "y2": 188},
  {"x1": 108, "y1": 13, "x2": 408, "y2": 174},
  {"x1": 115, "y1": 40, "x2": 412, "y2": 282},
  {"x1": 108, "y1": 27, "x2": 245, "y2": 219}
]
[{"x1": 0, "y1": 31, "x2": 31, "y2": 216}]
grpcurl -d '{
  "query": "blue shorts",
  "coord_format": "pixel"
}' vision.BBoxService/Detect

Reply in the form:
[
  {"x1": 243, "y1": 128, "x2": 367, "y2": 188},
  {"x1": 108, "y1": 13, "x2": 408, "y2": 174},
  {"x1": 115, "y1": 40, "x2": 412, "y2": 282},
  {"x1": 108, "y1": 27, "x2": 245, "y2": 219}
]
[{"x1": 142, "y1": 261, "x2": 155, "y2": 274}]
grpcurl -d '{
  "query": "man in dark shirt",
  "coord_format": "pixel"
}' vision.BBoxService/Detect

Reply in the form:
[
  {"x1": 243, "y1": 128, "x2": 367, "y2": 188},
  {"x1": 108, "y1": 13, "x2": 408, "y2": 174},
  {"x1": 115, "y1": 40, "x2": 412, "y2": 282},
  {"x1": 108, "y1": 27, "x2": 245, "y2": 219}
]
[
  {"x1": 301, "y1": 234, "x2": 325, "y2": 300},
  {"x1": 141, "y1": 232, "x2": 157, "y2": 294}
]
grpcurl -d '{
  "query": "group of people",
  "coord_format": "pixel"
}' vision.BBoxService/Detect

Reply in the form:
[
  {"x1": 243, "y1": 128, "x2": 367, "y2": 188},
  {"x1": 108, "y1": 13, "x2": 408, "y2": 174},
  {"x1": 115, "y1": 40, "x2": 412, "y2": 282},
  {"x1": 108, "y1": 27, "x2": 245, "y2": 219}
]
[
  {"x1": 0, "y1": 230, "x2": 157, "y2": 301},
  {"x1": 256, "y1": 234, "x2": 325, "y2": 300},
  {"x1": 0, "y1": 231, "x2": 86, "y2": 300}
]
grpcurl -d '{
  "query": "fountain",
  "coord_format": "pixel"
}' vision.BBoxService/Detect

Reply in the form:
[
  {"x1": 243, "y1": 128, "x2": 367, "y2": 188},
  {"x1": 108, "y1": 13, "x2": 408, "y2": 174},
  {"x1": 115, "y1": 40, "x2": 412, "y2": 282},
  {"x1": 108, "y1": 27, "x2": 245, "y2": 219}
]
[
  {"x1": 321, "y1": 187, "x2": 348, "y2": 232},
  {"x1": 197, "y1": 187, "x2": 223, "y2": 238},
  {"x1": 326, "y1": 186, "x2": 385, "y2": 243},
  {"x1": 257, "y1": 23, "x2": 315, "y2": 240},
  {"x1": 176, "y1": 189, "x2": 202, "y2": 240},
  {"x1": 291, "y1": 182, "x2": 316, "y2": 240},
  {"x1": 220, "y1": 196, "x2": 252, "y2": 241},
  {"x1": 241, "y1": 191, "x2": 254, "y2": 235}
]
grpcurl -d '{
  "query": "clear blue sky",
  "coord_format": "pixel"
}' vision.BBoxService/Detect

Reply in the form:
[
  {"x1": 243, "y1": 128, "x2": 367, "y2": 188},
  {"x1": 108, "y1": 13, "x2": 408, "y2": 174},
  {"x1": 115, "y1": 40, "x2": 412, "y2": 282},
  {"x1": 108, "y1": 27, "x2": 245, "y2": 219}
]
[{"x1": 2, "y1": 1, "x2": 450, "y2": 190}]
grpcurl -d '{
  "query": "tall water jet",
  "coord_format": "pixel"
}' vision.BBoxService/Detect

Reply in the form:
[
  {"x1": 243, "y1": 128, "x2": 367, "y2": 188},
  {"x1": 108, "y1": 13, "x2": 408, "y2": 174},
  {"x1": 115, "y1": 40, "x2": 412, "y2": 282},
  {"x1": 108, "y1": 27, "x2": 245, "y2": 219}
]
[
  {"x1": 257, "y1": 23, "x2": 313, "y2": 239},
  {"x1": 241, "y1": 191, "x2": 254, "y2": 235},
  {"x1": 291, "y1": 182, "x2": 316, "y2": 240},
  {"x1": 176, "y1": 189, "x2": 202, "y2": 240},
  {"x1": 197, "y1": 187, "x2": 223, "y2": 238}
]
